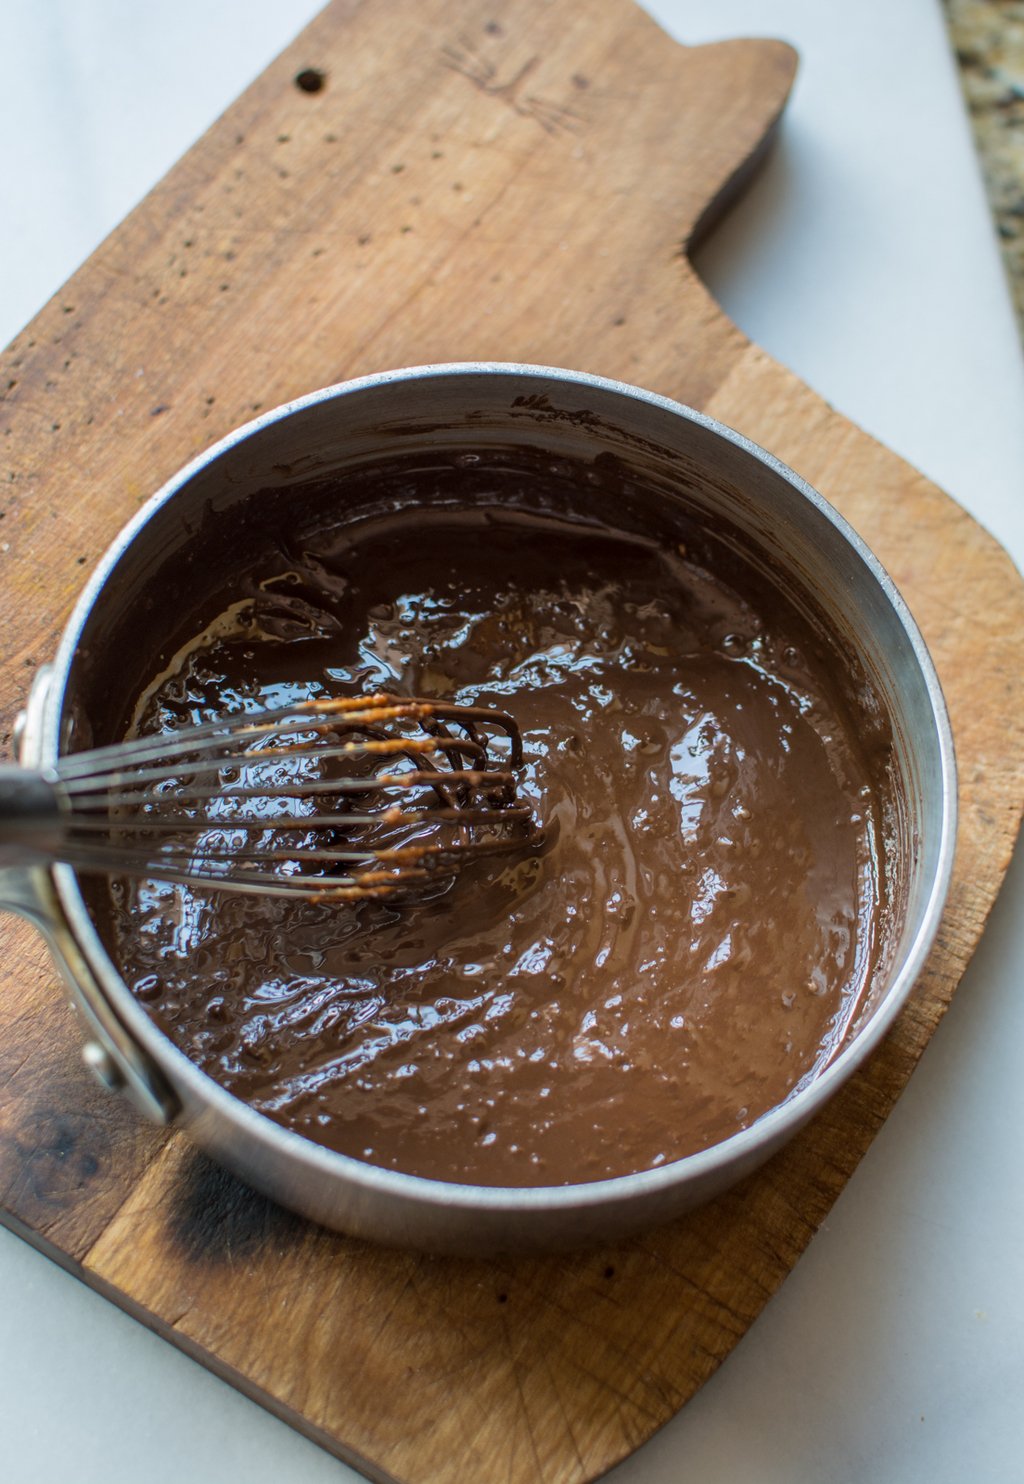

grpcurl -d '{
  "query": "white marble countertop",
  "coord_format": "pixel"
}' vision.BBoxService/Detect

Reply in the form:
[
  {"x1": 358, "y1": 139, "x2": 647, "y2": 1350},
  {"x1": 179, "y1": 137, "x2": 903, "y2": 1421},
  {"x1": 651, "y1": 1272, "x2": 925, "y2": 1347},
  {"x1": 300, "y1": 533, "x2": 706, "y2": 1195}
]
[{"x1": 1, "y1": 2, "x2": 1023, "y2": 1481}]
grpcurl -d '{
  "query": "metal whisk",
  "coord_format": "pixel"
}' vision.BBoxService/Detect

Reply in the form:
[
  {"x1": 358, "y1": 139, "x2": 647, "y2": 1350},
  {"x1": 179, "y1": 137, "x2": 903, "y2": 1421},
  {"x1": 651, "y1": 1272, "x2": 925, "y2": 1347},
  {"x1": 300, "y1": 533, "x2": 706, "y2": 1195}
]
[{"x1": 0, "y1": 694, "x2": 540, "y2": 899}]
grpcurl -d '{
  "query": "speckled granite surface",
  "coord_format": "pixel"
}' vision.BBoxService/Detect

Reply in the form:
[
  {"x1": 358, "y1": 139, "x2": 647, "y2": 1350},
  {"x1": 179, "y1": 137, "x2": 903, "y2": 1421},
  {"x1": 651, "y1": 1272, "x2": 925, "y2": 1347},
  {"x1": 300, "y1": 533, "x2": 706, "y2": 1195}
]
[{"x1": 944, "y1": 0, "x2": 1024, "y2": 338}]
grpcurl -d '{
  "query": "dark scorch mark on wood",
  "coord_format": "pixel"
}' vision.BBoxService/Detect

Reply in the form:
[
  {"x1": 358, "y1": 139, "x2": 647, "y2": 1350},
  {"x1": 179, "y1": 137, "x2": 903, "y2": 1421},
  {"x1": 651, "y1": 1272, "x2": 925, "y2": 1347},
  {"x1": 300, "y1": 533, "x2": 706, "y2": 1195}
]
[{"x1": 166, "y1": 1150, "x2": 306, "y2": 1265}]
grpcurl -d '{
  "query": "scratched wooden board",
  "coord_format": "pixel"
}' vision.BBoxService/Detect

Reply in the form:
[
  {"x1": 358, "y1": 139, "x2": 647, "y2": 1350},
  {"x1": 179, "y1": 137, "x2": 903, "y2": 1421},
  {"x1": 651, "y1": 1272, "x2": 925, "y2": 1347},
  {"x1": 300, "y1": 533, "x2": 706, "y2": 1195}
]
[{"x1": 1, "y1": 1, "x2": 1022, "y2": 1480}]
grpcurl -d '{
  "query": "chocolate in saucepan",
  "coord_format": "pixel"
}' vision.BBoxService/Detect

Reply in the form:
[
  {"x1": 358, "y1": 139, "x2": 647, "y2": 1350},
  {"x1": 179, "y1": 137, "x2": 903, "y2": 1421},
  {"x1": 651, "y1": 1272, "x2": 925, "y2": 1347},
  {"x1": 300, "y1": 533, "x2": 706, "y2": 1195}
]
[{"x1": 98, "y1": 451, "x2": 891, "y2": 1187}]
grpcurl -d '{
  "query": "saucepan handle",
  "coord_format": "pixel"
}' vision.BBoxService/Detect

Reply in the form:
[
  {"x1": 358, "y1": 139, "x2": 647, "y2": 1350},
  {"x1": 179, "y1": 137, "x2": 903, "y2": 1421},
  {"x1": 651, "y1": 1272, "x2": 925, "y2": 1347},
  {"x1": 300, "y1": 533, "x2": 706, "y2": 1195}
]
[
  {"x1": 0, "y1": 669, "x2": 178, "y2": 1125},
  {"x1": 0, "y1": 765, "x2": 62, "y2": 858}
]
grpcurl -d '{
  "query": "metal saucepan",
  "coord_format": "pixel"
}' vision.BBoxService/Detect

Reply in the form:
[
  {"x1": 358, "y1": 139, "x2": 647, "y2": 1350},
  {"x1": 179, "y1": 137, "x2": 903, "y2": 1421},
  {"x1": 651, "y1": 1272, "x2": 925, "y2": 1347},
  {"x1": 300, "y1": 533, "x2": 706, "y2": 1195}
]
[{"x1": 0, "y1": 364, "x2": 957, "y2": 1252}]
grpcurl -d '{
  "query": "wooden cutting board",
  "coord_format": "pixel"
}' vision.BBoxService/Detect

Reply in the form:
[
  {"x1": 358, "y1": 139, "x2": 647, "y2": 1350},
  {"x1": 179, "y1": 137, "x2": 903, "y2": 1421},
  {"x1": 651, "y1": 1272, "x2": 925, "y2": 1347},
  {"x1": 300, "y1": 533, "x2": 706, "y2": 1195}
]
[{"x1": 1, "y1": 1, "x2": 1022, "y2": 1479}]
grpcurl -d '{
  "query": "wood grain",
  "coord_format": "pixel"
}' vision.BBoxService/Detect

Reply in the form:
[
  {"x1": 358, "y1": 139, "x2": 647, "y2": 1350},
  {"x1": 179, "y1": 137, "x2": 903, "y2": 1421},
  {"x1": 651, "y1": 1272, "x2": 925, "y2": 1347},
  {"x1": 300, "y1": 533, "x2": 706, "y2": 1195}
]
[{"x1": 0, "y1": 2, "x2": 1021, "y2": 1480}]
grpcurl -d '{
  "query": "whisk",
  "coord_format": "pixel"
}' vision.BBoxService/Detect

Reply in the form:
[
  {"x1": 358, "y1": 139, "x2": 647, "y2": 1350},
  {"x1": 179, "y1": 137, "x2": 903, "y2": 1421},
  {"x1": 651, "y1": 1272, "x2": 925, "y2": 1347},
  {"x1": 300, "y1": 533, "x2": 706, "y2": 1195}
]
[{"x1": 0, "y1": 694, "x2": 541, "y2": 899}]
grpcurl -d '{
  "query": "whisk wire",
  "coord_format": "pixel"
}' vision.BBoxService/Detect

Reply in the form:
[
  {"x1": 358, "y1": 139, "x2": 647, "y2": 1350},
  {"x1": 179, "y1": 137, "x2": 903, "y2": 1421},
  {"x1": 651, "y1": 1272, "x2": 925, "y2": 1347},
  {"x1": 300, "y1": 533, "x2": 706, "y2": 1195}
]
[{"x1": 1, "y1": 694, "x2": 539, "y2": 899}]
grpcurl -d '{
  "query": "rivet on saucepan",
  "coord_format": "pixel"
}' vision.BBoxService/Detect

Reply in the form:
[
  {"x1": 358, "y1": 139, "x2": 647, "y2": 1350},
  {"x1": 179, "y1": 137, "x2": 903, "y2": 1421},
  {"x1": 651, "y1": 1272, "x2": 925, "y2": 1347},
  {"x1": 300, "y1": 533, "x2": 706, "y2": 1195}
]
[{"x1": 82, "y1": 1040, "x2": 125, "y2": 1092}]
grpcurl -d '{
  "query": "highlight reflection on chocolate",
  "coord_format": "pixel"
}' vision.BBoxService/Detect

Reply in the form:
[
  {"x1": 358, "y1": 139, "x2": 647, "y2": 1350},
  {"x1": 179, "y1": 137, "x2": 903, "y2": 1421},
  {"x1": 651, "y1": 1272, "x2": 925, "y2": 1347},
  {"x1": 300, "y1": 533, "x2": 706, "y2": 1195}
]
[{"x1": 103, "y1": 451, "x2": 891, "y2": 1187}]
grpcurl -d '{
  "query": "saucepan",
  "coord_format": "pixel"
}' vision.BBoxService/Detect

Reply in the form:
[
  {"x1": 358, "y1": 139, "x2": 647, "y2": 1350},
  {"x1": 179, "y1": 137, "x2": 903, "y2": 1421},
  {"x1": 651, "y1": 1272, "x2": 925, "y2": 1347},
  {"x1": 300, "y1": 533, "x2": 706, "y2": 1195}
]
[{"x1": 1, "y1": 364, "x2": 957, "y2": 1252}]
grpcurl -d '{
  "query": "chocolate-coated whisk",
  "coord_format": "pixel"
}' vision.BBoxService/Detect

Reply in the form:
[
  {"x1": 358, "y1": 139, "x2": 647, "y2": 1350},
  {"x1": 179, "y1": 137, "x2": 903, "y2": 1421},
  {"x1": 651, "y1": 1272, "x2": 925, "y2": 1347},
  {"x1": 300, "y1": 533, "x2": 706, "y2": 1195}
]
[{"x1": 0, "y1": 694, "x2": 540, "y2": 899}]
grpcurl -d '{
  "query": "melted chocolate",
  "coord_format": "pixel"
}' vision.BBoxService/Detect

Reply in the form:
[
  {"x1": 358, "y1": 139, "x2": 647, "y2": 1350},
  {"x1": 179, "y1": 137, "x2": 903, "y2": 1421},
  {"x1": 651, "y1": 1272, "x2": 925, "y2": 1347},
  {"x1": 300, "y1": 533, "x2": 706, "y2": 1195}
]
[{"x1": 104, "y1": 467, "x2": 887, "y2": 1187}]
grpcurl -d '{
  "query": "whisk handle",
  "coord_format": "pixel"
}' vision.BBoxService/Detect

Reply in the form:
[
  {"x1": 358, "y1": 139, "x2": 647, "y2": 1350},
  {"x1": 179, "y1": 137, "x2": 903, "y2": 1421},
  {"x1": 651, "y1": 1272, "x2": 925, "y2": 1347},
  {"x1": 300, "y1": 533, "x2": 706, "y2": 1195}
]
[{"x1": 0, "y1": 766, "x2": 63, "y2": 857}]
